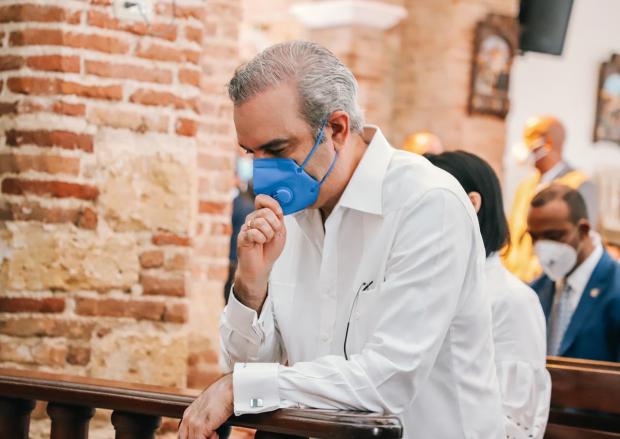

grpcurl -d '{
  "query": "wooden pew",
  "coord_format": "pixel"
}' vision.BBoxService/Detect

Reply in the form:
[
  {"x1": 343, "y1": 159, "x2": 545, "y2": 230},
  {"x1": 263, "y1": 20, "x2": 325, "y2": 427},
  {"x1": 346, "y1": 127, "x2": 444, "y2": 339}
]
[{"x1": 546, "y1": 359, "x2": 620, "y2": 439}]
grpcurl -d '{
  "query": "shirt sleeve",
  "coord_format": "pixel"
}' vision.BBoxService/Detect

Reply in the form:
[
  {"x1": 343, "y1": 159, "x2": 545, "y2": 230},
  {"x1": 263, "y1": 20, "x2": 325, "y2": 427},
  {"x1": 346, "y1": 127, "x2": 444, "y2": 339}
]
[
  {"x1": 498, "y1": 361, "x2": 551, "y2": 439},
  {"x1": 219, "y1": 287, "x2": 284, "y2": 374},
  {"x1": 232, "y1": 189, "x2": 485, "y2": 415}
]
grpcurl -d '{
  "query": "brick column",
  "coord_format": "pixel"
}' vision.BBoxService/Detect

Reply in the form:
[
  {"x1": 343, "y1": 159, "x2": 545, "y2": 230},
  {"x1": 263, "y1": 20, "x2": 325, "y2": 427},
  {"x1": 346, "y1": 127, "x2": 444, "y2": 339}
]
[
  {"x1": 290, "y1": 0, "x2": 407, "y2": 132},
  {"x1": 0, "y1": 0, "x2": 240, "y2": 396},
  {"x1": 392, "y1": 0, "x2": 519, "y2": 175}
]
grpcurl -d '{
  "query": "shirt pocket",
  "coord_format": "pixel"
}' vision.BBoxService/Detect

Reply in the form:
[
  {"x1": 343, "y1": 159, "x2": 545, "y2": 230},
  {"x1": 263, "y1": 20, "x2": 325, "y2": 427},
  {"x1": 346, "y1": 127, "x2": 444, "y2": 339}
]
[{"x1": 350, "y1": 284, "x2": 384, "y2": 352}]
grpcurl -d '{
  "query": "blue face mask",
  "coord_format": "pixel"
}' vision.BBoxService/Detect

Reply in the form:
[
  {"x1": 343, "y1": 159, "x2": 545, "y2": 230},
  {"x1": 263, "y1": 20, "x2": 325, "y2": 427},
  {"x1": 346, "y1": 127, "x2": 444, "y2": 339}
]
[{"x1": 253, "y1": 123, "x2": 338, "y2": 215}]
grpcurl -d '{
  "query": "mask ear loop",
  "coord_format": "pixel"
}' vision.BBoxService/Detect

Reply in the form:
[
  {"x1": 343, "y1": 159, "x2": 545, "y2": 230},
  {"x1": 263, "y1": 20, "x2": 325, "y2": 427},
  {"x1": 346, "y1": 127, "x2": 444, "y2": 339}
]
[
  {"x1": 318, "y1": 150, "x2": 338, "y2": 186},
  {"x1": 300, "y1": 120, "x2": 328, "y2": 170}
]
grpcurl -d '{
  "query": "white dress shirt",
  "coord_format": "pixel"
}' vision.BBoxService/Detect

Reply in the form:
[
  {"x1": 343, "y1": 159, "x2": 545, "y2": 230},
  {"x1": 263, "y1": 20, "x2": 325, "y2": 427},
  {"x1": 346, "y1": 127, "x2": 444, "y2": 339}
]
[
  {"x1": 485, "y1": 254, "x2": 551, "y2": 439},
  {"x1": 220, "y1": 127, "x2": 505, "y2": 438}
]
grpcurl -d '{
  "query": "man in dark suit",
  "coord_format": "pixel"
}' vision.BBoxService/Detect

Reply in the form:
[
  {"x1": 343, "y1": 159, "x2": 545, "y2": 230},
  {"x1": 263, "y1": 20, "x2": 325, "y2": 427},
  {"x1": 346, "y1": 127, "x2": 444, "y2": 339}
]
[{"x1": 528, "y1": 184, "x2": 620, "y2": 362}]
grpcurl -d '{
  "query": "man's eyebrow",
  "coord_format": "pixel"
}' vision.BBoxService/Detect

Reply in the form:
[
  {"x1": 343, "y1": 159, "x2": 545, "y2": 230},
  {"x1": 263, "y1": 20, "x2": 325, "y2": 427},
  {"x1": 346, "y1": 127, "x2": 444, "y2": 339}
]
[{"x1": 239, "y1": 138, "x2": 291, "y2": 153}]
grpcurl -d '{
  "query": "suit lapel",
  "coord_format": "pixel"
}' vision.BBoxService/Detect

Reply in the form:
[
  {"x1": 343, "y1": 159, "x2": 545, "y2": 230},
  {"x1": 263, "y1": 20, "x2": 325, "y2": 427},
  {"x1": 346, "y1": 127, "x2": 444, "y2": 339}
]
[
  {"x1": 538, "y1": 277, "x2": 555, "y2": 322},
  {"x1": 559, "y1": 251, "x2": 615, "y2": 355}
]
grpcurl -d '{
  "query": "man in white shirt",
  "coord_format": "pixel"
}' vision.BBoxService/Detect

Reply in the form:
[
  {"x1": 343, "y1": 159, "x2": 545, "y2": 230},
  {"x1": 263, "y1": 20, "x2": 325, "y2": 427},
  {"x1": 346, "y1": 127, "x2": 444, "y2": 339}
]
[
  {"x1": 528, "y1": 184, "x2": 620, "y2": 362},
  {"x1": 179, "y1": 41, "x2": 505, "y2": 439}
]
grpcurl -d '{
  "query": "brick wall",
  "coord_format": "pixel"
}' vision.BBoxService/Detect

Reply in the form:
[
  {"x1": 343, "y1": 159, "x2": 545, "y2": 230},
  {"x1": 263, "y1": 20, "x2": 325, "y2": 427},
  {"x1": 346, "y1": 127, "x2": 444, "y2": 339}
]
[
  {"x1": 392, "y1": 0, "x2": 519, "y2": 175},
  {"x1": 0, "y1": 0, "x2": 240, "y2": 436}
]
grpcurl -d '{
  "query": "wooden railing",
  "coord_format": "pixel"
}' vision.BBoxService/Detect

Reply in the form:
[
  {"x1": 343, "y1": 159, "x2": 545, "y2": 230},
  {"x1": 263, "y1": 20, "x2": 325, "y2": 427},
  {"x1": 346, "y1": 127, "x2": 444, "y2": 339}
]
[
  {"x1": 2, "y1": 360, "x2": 620, "y2": 438},
  {"x1": 546, "y1": 358, "x2": 620, "y2": 439},
  {"x1": 0, "y1": 368, "x2": 403, "y2": 439}
]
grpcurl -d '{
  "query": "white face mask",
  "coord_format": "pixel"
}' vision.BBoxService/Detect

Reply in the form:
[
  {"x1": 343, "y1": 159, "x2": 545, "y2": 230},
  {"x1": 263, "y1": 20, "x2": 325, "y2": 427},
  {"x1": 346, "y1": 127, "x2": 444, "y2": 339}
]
[{"x1": 534, "y1": 240, "x2": 578, "y2": 281}]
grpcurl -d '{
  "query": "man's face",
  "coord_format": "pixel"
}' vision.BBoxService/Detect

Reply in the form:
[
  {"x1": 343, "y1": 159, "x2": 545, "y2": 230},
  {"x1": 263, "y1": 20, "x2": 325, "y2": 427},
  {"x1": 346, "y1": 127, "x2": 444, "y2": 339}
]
[
  {"x1": 527, "y1": 199, "x2": 582, "y2": 250},
  {"x1": 233, "y1": 81, "x2": 335, "y2": 196}
]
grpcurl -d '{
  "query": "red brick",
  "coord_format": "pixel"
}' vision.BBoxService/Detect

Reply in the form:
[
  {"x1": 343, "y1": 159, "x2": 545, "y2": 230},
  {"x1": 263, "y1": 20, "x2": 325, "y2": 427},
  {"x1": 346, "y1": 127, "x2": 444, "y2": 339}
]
[
  {"x1": 27, "y1": 55, "x2": 80, "y2": 73},
  {"x1": 129, "y1": 88, "x2": 198, "y2": 112},
  {"x1": 0, "y1": 101, "x2": 18, "y2": 116},
  {"x1": 63, "y1": 32, "x2": 130, "y2": 54},
  {"x1": 156, "y1": 3, "x2": 205, "y2": 21},
  {"x1": 136, "y1": 41, "x2": 183, "y2": 62},
  {"x1": 66, "y1": 345, "x2": 90, "y2": 365},
  {"x1": 7, "y1": 77, "x2": 122, "y2": 101},
  {"x1": 0, "y1": 55, "x2": 24, "y2": 71},
  {"x1": 9, "y1": 29, "x2": 64, "y2": 46},
  {"x1": 175, "y1": 118, "x2": 197, "y2": 137},
  {"x1": 139, "y1": 250, "x2": 164, "y2": 268},
  {"x1": 198, "y1": 201, "x2": 228, "y2": 214},
  {"x1": 10, "y1": 29, "x2": 129, "y2": 54},
  {"x1": 52, "y1": 100, "x2": 85, "y2": 117},
  {"x1": 6, "y1": 129, "x2": 93, "y2": 152},
  {"x1": 78, "y1": 207, "x2": 98, "y2": 230},
  {"x1": 184, "y1": 26, "x2": 203, "y2": 44},
  {"x1": 179, "y1": 68, "x2": 200, "y2": 87},
  {"x1": 152, "y1": 232, "x2": 190, "y2": 246},
  {"x1": 87, "y1": 106, "x2": 168, "y2": 133},
  {"x1": 0, "y1": 153, "x2": 80, "y2": 175},
  {"x1": 140, "y1": 274, "x2": 186, "y2": 297},
  {"x1": 85, "y1": 60, "x2": 172, "y2": 84},
  {"x1": 0, "y1": 4, "x2": 80, "y2": 24},
  {"x1": 0, "y1": 318, "x2": 95, "y2": 339},
  {"x1": 165, "y1": 253, "x2": 187, "y2": 271},
  {"x1": 0, "y1": 200, "x2": 96, "y2": 229},
  {"x1": 87, "y1": 9, "x2": 147, "y2": 34},
  {"x1": 183, "y1": 49, "x2": 200, "y2": 64},
  {"x1": 0, "y1": 297, "x2": 65, "y2": 313},
  {"x1": 136, "y1": 42, "x2": 200, "y2": 65},
  {"x1": 75, "y1": 297, "x2": 166, "y2": 321},
  {"x1": 2, "y1": 178, "x2": 99, "y2": 201},
  {"x1": 163, "y1": 302, "x2": 188, "y2": 323}
]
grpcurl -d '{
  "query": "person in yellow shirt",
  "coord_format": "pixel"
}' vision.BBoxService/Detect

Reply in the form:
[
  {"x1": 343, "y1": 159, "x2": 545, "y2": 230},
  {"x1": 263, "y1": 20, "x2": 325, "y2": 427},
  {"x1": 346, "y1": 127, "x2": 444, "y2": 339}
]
[
  {"x1": 503, "y1": 116, "x2": 598, "y2": 282},
  {"x1": 402, "y1": 131, "x2": 444, "y2": 155}
]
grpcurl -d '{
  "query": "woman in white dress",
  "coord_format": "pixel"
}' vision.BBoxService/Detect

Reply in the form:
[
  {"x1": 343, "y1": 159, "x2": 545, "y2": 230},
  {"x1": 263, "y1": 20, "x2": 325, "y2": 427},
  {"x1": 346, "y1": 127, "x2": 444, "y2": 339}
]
[{"x1": 426, "y1": 151, "x2": 551, "y2": 439}]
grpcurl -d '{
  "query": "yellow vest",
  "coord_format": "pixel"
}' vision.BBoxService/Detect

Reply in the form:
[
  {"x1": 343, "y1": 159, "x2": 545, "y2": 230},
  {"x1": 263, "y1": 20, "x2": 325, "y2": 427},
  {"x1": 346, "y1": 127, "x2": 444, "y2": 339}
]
[{"x1": 502, "y1": 169, "x2": 589, "y2": 282}]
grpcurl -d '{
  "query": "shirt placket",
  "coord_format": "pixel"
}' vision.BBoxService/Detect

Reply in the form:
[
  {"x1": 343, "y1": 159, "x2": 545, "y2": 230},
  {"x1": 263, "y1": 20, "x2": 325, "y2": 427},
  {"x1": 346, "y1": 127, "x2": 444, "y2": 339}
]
[{"x1": 316, "y1": 208, "x2": 343, "y2": 356}]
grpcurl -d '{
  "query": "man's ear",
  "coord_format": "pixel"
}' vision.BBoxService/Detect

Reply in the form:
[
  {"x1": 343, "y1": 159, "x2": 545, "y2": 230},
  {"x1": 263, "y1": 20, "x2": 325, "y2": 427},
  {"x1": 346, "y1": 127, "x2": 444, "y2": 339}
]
[
  {"x1": 577, "y1": 218, "x2": 591, "y2": 238},
  {"x1": 328, "y1": 111, "x2": 350, "y2": 152},
  {"x1": 468, "y1": 191, "x2": 482, "y2": 214}
]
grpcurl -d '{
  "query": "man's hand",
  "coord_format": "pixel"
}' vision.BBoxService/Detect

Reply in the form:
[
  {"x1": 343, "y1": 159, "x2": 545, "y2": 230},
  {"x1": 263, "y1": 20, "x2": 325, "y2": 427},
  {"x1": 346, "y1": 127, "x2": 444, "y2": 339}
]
[
  {"x1": 235, "y1": 194, "x2": 287, "y2": 312},
  {"x1": 178, "y1": 374, "x2": 234, "y2": 439}
]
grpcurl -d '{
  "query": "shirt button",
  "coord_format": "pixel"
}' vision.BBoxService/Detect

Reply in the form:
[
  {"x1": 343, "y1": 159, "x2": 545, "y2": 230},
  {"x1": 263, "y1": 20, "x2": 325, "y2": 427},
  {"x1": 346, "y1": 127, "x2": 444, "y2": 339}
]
[{"x1": 320, "y1": 333, "x2": 330, "y2": 342}]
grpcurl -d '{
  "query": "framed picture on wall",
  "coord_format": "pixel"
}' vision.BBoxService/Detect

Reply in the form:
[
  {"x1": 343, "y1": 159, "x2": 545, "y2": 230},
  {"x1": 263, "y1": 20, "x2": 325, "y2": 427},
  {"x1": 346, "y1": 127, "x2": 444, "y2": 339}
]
[
  {"x1": 594, "y1": 54, "x2": 620, "y2": 144},
  {"x1": 468, "y1": 14, "x2": 519, "y2": 118}
]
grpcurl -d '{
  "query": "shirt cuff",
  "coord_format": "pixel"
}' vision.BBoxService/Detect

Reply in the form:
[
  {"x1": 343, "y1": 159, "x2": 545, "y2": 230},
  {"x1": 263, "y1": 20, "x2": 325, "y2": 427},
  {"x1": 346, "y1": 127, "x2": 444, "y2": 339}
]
[
  {"x1": 233, "y1": 362, "x2": 280, "y2": 415},
  {"x1": 222, "y1": 286, "x2": 274, "y2": 344}
]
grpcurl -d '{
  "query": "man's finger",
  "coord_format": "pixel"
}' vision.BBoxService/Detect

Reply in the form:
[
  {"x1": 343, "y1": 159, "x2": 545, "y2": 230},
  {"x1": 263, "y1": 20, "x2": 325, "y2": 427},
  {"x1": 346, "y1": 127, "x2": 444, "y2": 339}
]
[
  {"x1": 251, "y1": 208, "x2": 282, "y2": 231},
  {"x1": 255, "y1": 194, "x2": 283, "y2": 218},
  {"x1": 239, "y1": 228, "x2": 268, "y2": 246},
  {"x1": 249, "y1": 217, "x2": 275, "y2": 241}
]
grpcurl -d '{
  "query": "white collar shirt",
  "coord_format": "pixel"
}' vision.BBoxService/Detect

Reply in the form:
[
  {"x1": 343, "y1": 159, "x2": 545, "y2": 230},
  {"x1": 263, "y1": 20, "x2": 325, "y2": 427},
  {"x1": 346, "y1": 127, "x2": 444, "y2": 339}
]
[
  {"x1": 220, "y1": 127, "x2": 505, "y2": 438},
  {"x1": 554, "y1": 235, "x2": 604, "y2": 315},
  {"x1": 539, "y1": 161, "x2": 568, "y2": 185},
  {"x1": 485, "y1": 254, "x2": 551, "y2": 439}
]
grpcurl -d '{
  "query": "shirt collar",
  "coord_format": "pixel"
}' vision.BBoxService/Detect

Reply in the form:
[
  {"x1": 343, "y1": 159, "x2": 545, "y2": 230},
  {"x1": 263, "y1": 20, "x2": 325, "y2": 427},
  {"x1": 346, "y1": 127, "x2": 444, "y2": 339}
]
[
  {"x1": 566, "y1": 233, "x2": 604, "y2": 294},
  {"x1": 337, "y1": 126, "x2": 394, "y2": 216},
  {"x1": 540, "y1": 161, "x2": 568, "y2": 184}
]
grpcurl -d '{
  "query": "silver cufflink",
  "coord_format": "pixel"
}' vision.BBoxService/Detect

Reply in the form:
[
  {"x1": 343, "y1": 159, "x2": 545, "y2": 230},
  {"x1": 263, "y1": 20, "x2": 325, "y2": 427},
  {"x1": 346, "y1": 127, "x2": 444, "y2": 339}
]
[{"x1": 250, "y1": 398, "x2": 264, "y2": 408}]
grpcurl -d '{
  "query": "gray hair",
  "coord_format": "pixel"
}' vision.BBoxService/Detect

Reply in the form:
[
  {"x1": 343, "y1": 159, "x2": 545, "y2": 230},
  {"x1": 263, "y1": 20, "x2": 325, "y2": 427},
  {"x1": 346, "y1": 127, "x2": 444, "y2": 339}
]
[{"x1": 228, "y1": 41, "x2": 364, "y2": 134}]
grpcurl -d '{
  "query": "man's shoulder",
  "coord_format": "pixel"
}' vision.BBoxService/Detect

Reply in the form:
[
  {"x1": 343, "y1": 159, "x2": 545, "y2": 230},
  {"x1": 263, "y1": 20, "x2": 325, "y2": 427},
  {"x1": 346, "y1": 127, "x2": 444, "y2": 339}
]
[{"x1": 382, "y1": 150, "x2": 471, "y2": 213}]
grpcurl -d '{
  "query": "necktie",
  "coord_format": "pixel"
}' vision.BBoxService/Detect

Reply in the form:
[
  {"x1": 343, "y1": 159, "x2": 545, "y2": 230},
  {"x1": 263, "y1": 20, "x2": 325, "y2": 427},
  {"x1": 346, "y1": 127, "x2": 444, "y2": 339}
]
[{"x1": 548, "y1": 282, "x2": 573, "y2": 356}]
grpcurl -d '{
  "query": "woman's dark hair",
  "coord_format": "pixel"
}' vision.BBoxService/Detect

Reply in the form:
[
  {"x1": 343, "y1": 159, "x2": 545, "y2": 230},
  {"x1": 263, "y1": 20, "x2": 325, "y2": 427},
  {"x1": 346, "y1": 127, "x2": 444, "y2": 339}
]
[{"x1": 425, "y1": 151, "x2": 510, "y2": 257}]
